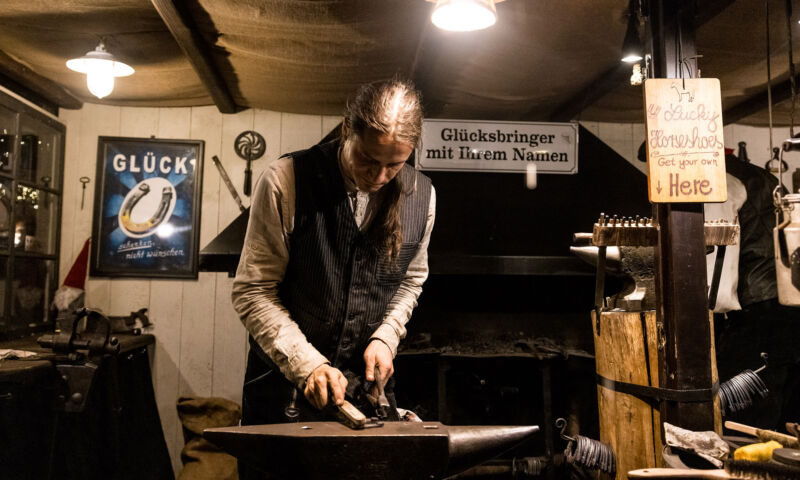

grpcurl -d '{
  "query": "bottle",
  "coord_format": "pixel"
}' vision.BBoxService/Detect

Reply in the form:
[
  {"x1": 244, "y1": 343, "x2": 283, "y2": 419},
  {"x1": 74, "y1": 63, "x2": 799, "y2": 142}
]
[
  {"x1": 793, "y1": 168, "x2": 800, "y2": 193},
  {"x1": 774, "y1": 193, "x2": 800, "y2": 305}
]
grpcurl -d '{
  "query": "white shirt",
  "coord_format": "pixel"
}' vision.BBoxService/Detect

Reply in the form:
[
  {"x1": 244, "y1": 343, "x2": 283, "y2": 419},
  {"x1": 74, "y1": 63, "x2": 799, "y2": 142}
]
[{"x1": 231, "y1": 156, "x2": 436, "y2": 387}]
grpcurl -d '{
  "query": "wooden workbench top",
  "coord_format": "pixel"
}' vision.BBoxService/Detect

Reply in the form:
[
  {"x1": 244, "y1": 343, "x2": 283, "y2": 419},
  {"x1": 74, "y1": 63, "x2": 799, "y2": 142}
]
[{"x1": 0, "y1": 333, "x2": 155, "y2": 383}]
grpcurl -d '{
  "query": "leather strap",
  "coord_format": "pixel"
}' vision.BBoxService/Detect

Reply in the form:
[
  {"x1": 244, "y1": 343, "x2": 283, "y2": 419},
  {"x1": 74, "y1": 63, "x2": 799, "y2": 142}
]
[{"x1": 596, "y1": 373, "x2": 719, "y2": 404}]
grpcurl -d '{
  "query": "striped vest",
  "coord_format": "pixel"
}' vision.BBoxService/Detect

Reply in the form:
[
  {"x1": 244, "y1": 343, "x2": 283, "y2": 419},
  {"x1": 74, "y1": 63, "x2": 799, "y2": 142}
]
[{"x1": 279, "y1": 140, "x2": 432, "y2": 368}]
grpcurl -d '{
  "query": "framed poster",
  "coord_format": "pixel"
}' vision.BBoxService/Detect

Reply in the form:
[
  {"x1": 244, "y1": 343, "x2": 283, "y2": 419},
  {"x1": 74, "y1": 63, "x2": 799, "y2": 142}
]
[{"x1": 90, "y1": 136, "x2": 204, "y2": 279}]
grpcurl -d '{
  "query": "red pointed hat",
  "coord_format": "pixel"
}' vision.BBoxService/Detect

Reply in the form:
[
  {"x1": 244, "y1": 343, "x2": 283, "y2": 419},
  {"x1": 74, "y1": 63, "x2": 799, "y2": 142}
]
[{"x1": 63, "y1": 238, "x2": 91, "y2": 289}]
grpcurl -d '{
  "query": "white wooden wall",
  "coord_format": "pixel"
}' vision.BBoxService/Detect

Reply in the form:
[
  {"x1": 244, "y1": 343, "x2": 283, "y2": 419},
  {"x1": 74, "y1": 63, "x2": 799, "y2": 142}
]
[
  {"x1": 58, "y1": 104, "x2": 341, "y2": 475},
  {"x1": 583, "y1": 121, "x2": 800, "y2": 189},
  {"x1": 722, "y1": 124, "x2": 800, "y2": 189},
  {"x1": 580, "y1": 121, "x2": 648, "y2": 175}
]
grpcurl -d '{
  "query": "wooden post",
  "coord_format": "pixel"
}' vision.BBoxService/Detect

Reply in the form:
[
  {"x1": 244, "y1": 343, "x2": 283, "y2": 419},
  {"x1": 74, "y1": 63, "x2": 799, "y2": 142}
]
[{"x1": 648, "y1": 0, "x2": 716, "y2": 431}]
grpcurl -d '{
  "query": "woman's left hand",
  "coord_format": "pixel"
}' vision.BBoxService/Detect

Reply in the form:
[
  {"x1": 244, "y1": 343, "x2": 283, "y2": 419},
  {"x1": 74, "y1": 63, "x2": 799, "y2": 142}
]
[{"x1": 363, "y1": 340, "x2": 394, "y2": 388}]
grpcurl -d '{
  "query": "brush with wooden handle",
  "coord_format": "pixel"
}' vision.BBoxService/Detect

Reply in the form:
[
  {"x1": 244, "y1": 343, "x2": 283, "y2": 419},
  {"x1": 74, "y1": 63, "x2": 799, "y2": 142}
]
[
  {"x1": 629, "y1": 459, "x2": 800, "y2": 479},
  {"x1": 628, "y1": 468, "x2": 734, "y2": 478},
  {"x1": 724, "y1": 421, "x2": 800, "y2": 448}
]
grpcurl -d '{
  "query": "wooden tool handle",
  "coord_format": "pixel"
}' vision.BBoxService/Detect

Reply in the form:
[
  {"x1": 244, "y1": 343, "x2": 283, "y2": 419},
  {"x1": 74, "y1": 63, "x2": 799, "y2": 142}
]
[
  {"x1": 725, "y1": 421, "x2": 758, "y2": 436},
  {"x1": 337, "y1": 400, "x2": 366, "y2": 429},
  {"x1": 725, "y1": 421, "x2": 800, "y2": 448},
  {"x1": 243, "y1": 168, "x2": 252, "y2": 196},
  {"x1": 627, "y1": 468, "x2": 732, "y2": 479}
]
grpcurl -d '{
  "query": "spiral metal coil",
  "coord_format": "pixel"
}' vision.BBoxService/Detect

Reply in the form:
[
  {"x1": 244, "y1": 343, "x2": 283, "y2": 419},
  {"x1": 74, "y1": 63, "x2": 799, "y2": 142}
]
[
  {"x1": 512, "y1": 456, "x2": 545, "y2": 478},
  {"x1": 556, "y1": 418, "x2": 616, "y2": 477},
  {"x1": 718, "y1": 353, "x2": 769, "y2": 415}
]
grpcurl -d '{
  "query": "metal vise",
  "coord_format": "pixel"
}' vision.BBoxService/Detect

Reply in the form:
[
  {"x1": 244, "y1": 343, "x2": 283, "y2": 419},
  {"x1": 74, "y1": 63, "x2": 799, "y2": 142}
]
[{"x1": 37, "y1": 308, "x2": 120, "y2": 412}]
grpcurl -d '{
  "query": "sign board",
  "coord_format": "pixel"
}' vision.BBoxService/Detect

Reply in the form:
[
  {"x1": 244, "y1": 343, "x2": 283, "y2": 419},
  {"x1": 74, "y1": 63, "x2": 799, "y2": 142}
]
[
  {"x1": 644, "y1": 78, "x2": 727, "y2": 203},
  {"x1": 91, "y1": 136, "x2": 204, "y2": 279},
  {"x1": 419, "y1": 119, "x2": 578, "y2": 174}
]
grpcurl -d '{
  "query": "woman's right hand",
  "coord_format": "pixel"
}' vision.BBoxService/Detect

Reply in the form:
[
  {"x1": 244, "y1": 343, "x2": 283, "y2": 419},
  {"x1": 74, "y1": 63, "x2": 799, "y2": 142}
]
[{"x1": 304, "y1": 364, "x2": 347, "y2": 410}]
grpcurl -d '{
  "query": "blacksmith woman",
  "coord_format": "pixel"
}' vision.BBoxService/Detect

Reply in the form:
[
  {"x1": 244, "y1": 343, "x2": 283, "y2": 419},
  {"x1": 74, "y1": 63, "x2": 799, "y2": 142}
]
[{"x1": 232, "y1": 79, "x2": 435, "y2": 477}]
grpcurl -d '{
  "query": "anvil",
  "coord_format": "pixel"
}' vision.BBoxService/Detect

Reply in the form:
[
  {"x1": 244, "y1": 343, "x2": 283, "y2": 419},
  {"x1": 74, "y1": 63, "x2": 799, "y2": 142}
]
[{"x1": 204, "y1": 421, "x2": 538, "y2": 480}]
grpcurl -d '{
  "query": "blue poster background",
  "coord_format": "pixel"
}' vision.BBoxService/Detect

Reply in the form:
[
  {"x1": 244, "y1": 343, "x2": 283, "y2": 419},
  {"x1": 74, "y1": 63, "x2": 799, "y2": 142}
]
[{"x1": 95, "y1": 139, "x2": 202, "y2": 276}]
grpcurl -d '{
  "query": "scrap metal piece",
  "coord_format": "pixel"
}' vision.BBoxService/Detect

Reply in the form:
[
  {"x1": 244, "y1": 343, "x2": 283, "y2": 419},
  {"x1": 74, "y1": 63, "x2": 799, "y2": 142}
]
[
  {"x1": 108, "y1": 307, "x2": 151, "y2": 334},
  {"x1": 204, "y1": 422, "x2": 538, "y2": 480}
]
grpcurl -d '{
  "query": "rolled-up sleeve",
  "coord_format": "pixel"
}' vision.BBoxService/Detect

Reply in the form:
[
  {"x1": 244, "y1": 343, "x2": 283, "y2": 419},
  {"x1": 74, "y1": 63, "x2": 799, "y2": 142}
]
[
  {"x1": 370, "y1": 187, "x2": 437, "y2": 356},
  {"x1": 231, "y1": 158, "x2": 329, "y2": 387}
]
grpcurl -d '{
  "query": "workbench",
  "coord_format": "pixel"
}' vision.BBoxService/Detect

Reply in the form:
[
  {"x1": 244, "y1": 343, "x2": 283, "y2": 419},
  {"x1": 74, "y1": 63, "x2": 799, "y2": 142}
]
[{"x1": 0, "y1": 333, "x2": 174, "y2": 480}]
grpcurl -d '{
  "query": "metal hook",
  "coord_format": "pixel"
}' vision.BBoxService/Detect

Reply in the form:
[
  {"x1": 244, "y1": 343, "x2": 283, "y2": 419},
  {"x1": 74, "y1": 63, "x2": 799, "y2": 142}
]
[
  {"x1": 754, "y1": 352, "x2": 769, "y2": 374},
  {"x1": 556, "y1": 417, "x2": 574, "y2": 442}
]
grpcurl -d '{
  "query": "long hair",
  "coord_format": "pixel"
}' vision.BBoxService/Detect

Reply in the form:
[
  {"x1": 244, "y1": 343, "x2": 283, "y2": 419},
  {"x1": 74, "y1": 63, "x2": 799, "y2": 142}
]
[{"x1": 341, "y1": 79, "x2": 423, "y2": 261}]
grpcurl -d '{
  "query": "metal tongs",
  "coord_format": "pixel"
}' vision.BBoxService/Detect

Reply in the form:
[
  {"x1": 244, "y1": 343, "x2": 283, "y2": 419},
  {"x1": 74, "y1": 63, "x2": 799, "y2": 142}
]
[
  {"x1": 337, "y1": 366, "x2": 396, "y2": 429},
  {"x1": 366, "y1": 366, "x2": 391, "y2": 420}
]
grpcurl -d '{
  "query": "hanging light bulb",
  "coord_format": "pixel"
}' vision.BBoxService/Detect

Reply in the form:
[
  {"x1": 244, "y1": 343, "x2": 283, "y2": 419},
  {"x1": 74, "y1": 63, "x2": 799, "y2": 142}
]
[
  {"x1": 620, "y1": 0, "x2": 643, "y2": 63},
  {"x1": 66, "y1": 41, "x2": 134, "y2": 99},
  {"x1": 430, "y1": 0, "x2": 499, "y2": 32}
]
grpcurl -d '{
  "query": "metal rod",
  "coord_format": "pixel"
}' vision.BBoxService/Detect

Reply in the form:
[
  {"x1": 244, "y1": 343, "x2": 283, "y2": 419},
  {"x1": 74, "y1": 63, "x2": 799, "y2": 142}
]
[
  {"x1": 212, "y1": 155, "x2": 246, "y2": 212},
  {"x1": 707, "y1": 245, "x2": 726, "y2": 310}
]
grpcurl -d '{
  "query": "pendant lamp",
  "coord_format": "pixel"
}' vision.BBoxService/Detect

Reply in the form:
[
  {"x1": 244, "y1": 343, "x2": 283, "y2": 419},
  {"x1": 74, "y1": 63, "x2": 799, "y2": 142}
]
[
  {"x1": 66, "y1": 42, "x2": 134, "y2": 99},
  {"x1": 620, "y1": 0, "x2": 643, "y2": 63},
  {"x1": 429, "y1": 0, "x2": 502, "y2": 32}
]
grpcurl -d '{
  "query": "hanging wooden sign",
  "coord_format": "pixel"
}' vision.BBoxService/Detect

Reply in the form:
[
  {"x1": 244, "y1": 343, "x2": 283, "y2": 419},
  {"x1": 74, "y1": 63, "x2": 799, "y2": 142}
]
[{"x1": 643, "y1": 78, "x2": 727, "y2": 203}]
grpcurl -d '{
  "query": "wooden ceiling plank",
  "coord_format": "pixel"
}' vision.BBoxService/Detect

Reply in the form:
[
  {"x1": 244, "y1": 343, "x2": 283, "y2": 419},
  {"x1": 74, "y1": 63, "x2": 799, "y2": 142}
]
[
  {"x1": 546, "y1": 0, "x2": 740, "y2": 122},
  {"x1": 0, "y1": 50, "x2": 82, "y2": 110},
  {"x1": 150, "y1": 0, "x2": 237, "y2": 114}
]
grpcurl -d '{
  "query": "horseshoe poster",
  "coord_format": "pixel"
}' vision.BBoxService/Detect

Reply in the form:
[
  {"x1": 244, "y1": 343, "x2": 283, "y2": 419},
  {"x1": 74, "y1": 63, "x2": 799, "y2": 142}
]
[{"x1": 90, "y1": 136, "x2": 204, "y2": 278}]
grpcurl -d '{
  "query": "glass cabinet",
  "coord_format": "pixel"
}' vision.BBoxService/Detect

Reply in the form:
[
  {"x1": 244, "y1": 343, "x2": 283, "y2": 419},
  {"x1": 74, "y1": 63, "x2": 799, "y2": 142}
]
[{"x1": 0, "y1": 92, "x2": 64, "y2": 340}]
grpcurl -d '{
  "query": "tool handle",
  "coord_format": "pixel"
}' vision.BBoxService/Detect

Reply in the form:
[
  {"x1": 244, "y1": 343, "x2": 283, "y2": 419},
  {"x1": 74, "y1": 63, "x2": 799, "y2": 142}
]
[
  {"x1": 243, "y1": 168, "x2": 252, "y2": 197},
  {"x1": 725, "y1": 421, "x2": 758, "y2": 436},
  {"x1": 725, "y1": 421, "x2": 799, "y2": 447},
  {"x1": 627, "y1": 468, "x2": 732, "y2": 479},
  {"x1": 337, "y1": 400, "x2": 367, "y2": 429}
]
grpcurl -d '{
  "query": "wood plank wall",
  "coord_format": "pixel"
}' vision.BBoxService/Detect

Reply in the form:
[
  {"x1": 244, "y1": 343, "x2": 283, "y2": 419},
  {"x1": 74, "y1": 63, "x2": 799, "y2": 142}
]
[{"x1": 58, "y1": 104, "x2": 341, "y2": 475}]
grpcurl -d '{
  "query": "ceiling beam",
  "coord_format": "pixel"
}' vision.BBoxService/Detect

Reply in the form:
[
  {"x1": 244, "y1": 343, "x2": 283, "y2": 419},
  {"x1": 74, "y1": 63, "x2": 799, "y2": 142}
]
[
  {"x1": 0, "y1": 50, "x2": 82, "y2": 110},
  {"x1": 547, "y1": 64, "x2": 631, "y2": 122},
  {"x1": 546, "y1": 0, "x2": 739, "y2": 122},
  {"x1": 692, "y1": 0, "x2": 741, "y2": 28},
  {"x1": 723, "y1": 74, "x2": 797, "y2": 125},
  {"x1": 150, "y1": 0, "x2": 238, "y2": 114}
]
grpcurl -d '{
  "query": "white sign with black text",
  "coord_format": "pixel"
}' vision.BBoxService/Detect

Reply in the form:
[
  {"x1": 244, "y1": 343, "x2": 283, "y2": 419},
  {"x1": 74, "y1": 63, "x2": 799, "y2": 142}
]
[{"x1": 419, "y1": 119, "x2": 578, "y2": 174}]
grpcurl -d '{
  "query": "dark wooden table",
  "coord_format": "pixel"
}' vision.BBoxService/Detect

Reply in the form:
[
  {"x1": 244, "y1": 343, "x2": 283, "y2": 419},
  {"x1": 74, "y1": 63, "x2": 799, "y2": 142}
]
[{"x1": 0, "y1": 332, "x2": 174, "y2": 480}]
